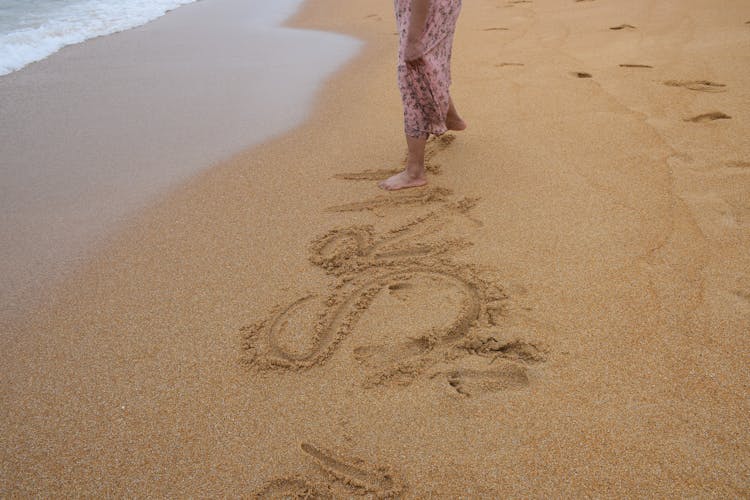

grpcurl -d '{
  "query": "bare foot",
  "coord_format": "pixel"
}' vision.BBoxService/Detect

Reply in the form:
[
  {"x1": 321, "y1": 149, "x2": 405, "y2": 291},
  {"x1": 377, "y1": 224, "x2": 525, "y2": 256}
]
[
  {"x1": 446, "y1": 116, "x2": 467, "y2": 131},
  {"x1": 378, "y1": 170, "x2": 427, "y2": 190}
]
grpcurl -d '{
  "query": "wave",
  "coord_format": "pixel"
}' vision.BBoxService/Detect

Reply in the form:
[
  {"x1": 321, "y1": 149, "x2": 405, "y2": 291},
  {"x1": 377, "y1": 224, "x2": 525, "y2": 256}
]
[{"x1": 0, "y1": 0, "x2": 198, "y2": 76}]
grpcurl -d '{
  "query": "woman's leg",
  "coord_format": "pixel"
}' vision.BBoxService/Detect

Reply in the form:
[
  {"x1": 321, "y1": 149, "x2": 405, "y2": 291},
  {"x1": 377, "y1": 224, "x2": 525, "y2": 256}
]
[
  {"x1": 378, "y1": 134, "x2": 428, "y2": 191},
  {"x1": 446, "y1": 96, "x2": 467, "y2": 131},
  {"x1": 378, "y1": 95, "x2": 465, "y2": 190}
]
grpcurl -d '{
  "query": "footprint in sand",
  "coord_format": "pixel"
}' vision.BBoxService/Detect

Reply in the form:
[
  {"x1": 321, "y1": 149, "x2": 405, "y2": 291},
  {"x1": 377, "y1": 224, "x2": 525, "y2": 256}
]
[
  {"x1": 727, "y1": 161, "x2": 750, "y2": 169},
  {"x1": 572, "y1": 71, "x2": 592, "y2": 78},
  {"x1": 255, "y1": 443, "x2": 405, "y2": 498},
  {"x1": 432, "y1": 335, "x2": 548, "y2": 397},
  {"x1": 684, "y1": 112, "x2": 731, "y2": 123},
  {"x1": 460, "y1": 336, "x2": 548, "y2": 363},
  {"x1": 664, "y1": 80, "x2": 727, "y2": 93},
  {"x1": 445, "y1": 363, "x2": 529, "y2": 397},
  {"x1": 610, "y1": 24, "x2": 636, "y2": 30},
  {"x1": 620, "y1": 64, "x2": 653, "y2": 69}
]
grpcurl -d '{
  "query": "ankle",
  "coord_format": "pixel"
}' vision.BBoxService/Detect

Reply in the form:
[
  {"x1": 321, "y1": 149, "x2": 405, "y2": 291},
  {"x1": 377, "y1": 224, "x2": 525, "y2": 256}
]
[{"x1": 405, "y1": 162, "x2": 425, "y2": 178}]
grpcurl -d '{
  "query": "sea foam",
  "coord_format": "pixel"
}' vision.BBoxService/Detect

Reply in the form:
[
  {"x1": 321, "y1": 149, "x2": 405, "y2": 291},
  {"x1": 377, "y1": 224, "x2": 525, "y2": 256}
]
[{"x1": 0, "y1": 0, "x2": 199, "y2": 76}]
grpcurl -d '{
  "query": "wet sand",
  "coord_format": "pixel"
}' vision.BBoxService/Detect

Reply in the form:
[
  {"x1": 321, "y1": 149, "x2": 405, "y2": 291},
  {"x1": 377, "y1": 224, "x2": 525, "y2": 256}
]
[
  {"x1": 0, "y1": 0, "x2": 358, "y2": 322},
  {"x1": 2, "y1": 0, "x2": 749, "y2": 496}
]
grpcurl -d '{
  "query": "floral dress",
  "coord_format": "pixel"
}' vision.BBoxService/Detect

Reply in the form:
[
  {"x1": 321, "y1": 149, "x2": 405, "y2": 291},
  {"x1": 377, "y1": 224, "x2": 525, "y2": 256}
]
[{"x1": 395, "y1": 0, "x2": 462, "y2": 138}]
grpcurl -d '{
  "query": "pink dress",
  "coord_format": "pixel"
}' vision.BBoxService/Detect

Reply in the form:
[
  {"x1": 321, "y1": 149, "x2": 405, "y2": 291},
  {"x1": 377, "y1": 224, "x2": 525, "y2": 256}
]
[{"x1": 395, "y1": 0, "x2": 462, "y2": 138}]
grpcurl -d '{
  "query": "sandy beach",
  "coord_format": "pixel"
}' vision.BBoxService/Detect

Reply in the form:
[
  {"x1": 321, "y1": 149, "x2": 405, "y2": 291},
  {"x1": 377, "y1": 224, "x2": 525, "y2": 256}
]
[{"x1": 2, "y1": 0, "x2": 749, "y2": 496}]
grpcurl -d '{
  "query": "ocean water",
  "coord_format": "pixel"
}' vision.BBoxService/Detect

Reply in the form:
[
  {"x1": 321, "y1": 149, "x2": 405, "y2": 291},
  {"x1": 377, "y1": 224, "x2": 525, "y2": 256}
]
[{"x1": 0, "y1": 0, "x2": 201, "y2": 75}]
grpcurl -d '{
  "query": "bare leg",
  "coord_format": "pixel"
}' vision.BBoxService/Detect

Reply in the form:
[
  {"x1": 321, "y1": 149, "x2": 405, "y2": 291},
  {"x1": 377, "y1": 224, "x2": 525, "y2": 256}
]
[
  {"x1": 446, "y1": 97, "x2": 467, "y2": 131},
  {"x1": 378, "y1": 134, "x2": 428, "y2": 191}
]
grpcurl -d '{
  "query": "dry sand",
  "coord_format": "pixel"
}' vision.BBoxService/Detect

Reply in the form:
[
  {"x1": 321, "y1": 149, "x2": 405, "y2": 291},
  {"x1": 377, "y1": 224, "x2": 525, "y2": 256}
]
[{"x1": 2, "y1": 0, "x2": 749, "y2": 496}]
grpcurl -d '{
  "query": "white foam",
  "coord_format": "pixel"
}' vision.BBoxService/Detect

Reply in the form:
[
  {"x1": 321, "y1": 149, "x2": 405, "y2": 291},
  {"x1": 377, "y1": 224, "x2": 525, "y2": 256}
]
[{"x1": 0, "y1": 0, "x2": 199, "y2": 76}]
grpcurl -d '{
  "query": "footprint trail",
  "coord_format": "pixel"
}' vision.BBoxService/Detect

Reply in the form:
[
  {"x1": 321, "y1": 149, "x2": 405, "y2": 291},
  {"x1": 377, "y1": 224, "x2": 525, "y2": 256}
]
[
  {"x1": 664, "y1": 80, "x2": 727, "y2": 93},
  {"x1": 685, "y1": 112, "x2": 731, "y2": 123}
]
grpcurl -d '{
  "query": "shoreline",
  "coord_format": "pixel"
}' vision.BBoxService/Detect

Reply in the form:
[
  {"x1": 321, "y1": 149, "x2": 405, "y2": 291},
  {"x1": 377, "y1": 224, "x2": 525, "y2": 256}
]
[
  {"x1": 2, "y1": 0, "x2": 749, "y2": 496},
  {"x1": 0, "y1": 0, "x2": 361, "y2": 326}
]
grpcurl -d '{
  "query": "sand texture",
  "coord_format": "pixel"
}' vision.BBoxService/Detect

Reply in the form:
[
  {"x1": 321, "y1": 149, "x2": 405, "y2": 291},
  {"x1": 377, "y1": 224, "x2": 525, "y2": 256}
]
[{"x1": 2, "y1": 0, "x2": 749, "y2": 496}]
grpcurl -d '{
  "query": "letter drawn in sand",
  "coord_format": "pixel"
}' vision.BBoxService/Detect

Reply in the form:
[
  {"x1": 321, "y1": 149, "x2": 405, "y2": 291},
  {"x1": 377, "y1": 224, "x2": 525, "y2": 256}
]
[
  {"x1": 253, "y1": 444, "x2": 405, "y2": 498},
  {"x1": 301, "y1": 443, "x2": 404, "y2": 496},
  {"x1": 242, "y1": 195, "x2": 550, "y2": 389},
  {"x1": 326, "y1": 186, "x2": 452, "y2": 213},
  {"x1": 333, "y1": 134, "x2": 454, "y2": 180},
  {"x1": 253, "y1": 477, "x2": 332, "y2": 499},
  {"x1": 242, "y1": 134, "x2": 551, "y2": 389}
]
